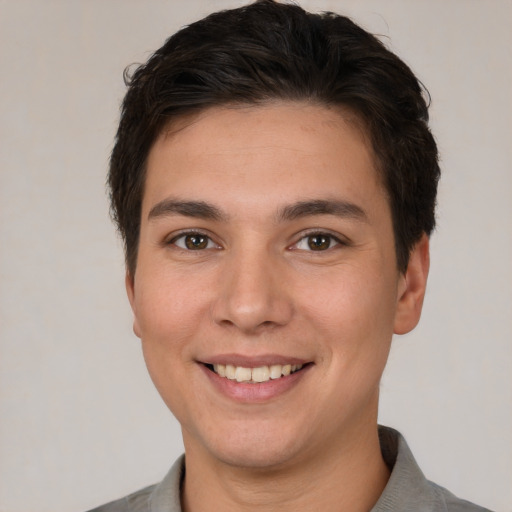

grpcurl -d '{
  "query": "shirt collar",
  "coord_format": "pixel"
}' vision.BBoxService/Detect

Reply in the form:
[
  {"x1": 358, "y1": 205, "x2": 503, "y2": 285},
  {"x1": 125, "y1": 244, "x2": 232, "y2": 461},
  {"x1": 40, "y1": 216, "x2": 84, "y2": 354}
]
[
  {"x1": 150, "y1": 454, "x2": 184, "y2": 512},
  {"x1": 372, "y1": 426, "x2": 441, "y2": 512}
]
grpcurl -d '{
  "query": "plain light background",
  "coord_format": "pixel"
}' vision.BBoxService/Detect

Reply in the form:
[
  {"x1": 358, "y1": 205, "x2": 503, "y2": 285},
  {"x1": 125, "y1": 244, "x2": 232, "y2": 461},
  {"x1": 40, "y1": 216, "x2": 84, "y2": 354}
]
[{"x1": 0, "y1": 1, "x2": 511, "y2": 511}]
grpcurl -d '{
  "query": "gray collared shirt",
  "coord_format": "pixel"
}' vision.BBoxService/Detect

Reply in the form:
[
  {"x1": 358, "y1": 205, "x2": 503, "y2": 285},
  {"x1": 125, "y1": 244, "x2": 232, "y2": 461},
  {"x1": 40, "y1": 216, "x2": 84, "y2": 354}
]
[{"x1": 87, "y1": 427, "x2": 493, "y2": 512}]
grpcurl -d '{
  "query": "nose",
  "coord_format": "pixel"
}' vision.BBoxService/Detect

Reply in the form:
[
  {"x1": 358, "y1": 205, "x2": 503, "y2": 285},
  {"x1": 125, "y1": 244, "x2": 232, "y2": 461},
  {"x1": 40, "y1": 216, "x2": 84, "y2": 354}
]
[{"x1": 212, "y1": 246, "x2": 294, "y2": 334}]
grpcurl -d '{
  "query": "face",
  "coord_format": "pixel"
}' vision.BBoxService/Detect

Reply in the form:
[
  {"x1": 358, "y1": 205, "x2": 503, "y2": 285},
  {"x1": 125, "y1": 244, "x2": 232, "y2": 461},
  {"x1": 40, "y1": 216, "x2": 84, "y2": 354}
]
[{"x1": 127, "y1": 102, "x2": 428, "y2": 470}]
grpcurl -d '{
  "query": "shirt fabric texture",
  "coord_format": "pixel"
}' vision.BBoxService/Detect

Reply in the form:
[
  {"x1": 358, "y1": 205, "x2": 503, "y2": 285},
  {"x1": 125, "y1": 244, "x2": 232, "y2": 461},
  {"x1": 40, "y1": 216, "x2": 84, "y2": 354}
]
[{"x1": 86, "y1": 426, "x2": 492, "y2": 512}]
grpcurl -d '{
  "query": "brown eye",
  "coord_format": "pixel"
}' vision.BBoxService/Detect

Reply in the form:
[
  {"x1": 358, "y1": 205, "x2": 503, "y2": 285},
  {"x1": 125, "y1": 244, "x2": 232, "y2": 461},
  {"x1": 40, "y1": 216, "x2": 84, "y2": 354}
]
[
  {"x1": 171, "y1": 232, "x2": 217, "y2": 250},
  {"x1": 292, "y1": 232, "x2": 342, "y2": 252},
  {"x1": 307, "y1": 234, "x2": 332, "y2": 251},
  {"x1": 184, "y1": 234, "x2": 209, "y2": 250}
]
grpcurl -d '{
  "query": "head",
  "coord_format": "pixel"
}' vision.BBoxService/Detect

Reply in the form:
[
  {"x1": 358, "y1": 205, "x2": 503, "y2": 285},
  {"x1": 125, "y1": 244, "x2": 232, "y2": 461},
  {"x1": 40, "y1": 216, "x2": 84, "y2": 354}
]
[
  {"x1": 112, "y1": 0, "x2": 438, "y2": 473},
  {"x1": 109, "y1": 0, "x2": 440, "y2": 278}
]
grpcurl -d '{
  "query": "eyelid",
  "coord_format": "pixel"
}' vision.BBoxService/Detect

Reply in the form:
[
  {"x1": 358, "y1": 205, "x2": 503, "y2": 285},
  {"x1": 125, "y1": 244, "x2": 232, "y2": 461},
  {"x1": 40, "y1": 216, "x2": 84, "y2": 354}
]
[
  {"x1": 165, "y1": 229, "x2": 222, "y2": 250},
  {"x1": 289, "y1": 229, "x2": 349, "y2": 251}
]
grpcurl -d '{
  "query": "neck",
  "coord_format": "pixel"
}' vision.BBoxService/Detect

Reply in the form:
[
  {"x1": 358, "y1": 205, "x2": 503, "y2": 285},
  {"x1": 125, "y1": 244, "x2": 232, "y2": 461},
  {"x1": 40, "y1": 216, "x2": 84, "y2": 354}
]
[{"x1": 181, "y1": 422, "x2": 390, "y2": 512}]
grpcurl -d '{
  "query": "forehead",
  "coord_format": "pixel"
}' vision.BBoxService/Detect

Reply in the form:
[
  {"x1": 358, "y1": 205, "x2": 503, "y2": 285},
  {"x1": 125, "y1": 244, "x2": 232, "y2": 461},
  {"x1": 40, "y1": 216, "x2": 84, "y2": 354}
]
[
  {"x1": 157, "y1": 102, "x2": 372, "y2": 161},
  {"x1": 143, "y1": 102, "x2": 386, "y2": 218}
]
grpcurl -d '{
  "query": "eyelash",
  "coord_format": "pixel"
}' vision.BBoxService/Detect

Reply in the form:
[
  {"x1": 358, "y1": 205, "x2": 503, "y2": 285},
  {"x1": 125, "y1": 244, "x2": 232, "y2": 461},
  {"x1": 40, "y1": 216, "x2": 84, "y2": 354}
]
[
  {"x1": 167, "y1": 231, "x2": 220, "y2": 251},
  {"x1": 166, "y1": 230, "x2": 346, "y2": 253},
  {"x1": 292, "y1": 231, "x2": 346, "y2": 252}
]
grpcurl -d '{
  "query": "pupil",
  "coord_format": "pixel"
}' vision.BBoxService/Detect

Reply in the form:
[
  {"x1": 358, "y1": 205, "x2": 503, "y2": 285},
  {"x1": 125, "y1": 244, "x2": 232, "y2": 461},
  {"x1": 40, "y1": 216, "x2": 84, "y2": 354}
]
[
  {"x1": 308, "y1": 235, "x2": 330, "y2": 250},
  {"x1": 186, "y1": 235, "x2": 207, "y2": 250}
]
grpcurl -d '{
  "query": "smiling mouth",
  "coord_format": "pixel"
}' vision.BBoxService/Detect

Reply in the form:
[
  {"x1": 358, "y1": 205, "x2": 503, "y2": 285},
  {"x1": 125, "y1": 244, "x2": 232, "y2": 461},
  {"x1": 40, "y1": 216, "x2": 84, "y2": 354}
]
[{"x1": 205, "y1": 363, "x2": 306, "y2": 383}]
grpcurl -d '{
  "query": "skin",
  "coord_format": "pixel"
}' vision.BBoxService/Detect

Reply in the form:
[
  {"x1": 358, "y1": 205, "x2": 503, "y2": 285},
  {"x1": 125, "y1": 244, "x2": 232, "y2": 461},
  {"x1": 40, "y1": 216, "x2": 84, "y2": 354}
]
[{"x1": 126, "y1": 102, "x2": 430, "y2": 512}]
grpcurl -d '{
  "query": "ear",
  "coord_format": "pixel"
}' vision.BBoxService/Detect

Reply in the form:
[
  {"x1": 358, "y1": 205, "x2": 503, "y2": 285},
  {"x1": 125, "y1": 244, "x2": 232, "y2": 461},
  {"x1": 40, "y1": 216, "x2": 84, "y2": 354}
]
[
  {"x1": 125, "y1": 272, "x2": 142, "y2": 338},
  {"x1": 393, "y1": 233, "x2": 430, "y2": 335}
]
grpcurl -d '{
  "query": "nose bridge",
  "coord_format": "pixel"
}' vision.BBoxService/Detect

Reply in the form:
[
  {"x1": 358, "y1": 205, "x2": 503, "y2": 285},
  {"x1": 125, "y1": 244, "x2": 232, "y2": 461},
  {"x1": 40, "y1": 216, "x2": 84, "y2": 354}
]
[{"x1": 213, "y1": 239, "x2": 292, "y2": 332}]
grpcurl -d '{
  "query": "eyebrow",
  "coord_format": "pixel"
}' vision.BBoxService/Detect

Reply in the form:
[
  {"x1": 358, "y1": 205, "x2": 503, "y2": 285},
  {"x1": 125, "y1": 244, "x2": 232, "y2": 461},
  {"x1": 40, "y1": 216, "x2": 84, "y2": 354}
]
[
  {"x1": 276, "y1": 199, "x2": 368, "y2": 223},
  {"x1": 147, "y1": 197, "x2": 367, "y2": 224},
  {"x1": 148, "y1": 199, "x2": 226, "y2": 221}
]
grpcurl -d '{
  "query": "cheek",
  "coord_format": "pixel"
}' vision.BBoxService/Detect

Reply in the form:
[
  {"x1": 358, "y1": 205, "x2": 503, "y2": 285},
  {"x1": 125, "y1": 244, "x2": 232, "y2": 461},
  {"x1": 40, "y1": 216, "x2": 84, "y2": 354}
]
[
  {"x1": 136, "y1": 281, "x2": 203, "y2": 414},
  {"x1": 301, "y1": 265, "x2": 397, "y2": 326},
  {"x1": 140, "y1": 336, "x2": 192, "y2": 424},
  {"x1": 134, "y1": 269, "x2": 212, "y2": 337},
  {"x1": 133, "y1": 270, "x2": 215, "y2": 404},
  {"x1": 297, "y1": 264, "x2": 398, "y2": 368}
]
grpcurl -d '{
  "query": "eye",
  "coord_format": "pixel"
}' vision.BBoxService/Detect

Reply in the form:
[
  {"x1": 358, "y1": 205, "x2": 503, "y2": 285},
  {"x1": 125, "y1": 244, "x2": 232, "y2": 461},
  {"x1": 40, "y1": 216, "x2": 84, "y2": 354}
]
[
  {"x1": 170, "y1": 232, "x2": 219, "y2": 251},
  {"x1": 293, "y1": 233, "x2": 342, "y2": 251}
]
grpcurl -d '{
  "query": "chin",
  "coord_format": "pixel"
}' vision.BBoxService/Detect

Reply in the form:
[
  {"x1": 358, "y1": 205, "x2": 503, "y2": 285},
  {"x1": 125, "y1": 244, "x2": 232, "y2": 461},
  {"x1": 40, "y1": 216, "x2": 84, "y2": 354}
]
[
  {"x1": 214, "y1": 443, "x2": 298, "y2": 470},
  {"x1": 188, "y1": 422, "x2": 306, "y2": 470}
]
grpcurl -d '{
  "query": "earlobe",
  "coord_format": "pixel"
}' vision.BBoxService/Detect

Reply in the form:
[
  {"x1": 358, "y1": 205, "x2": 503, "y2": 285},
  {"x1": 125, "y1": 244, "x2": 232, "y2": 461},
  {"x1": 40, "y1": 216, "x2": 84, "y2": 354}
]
[
  {"x1": 125, "y1": 272, "x2": 142, "y2": 339},
  {"x1": 393, "y1": 234, "x2": 430, "y2": 335}
]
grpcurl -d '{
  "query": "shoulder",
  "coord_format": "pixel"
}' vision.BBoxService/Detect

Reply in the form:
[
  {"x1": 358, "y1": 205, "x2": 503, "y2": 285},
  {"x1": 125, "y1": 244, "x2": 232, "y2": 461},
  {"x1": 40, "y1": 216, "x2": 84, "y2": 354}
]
[
  {"x1": 85, "y1": 484, "x2": 156, "y2": 512},
  {"x1": 430, "y1": 482, "x2": 494, "y2": 512},
  {"x1": 375, "y1": 426, "x2": 494, "y2": 512},
  {"x1": 84, "y1": 455, "x2": 185, "y2": 512}
]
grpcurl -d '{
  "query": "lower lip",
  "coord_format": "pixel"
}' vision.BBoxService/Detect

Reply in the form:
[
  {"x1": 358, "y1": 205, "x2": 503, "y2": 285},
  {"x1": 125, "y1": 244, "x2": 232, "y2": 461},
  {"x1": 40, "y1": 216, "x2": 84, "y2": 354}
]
[{"x1": 200, "y1": 364, "x2": 311, "y2": 403}]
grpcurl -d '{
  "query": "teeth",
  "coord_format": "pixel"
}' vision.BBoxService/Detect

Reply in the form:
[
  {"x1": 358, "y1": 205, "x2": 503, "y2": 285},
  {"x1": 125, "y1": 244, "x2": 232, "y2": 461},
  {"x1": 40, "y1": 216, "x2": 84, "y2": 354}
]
[
  {"x1": 235, "y1": 366, "x2": 252, "y2": 382},
  {"x1": 212, "y1": 363, "x2": 303, "y2": 383},
  {"x1": 252, "y1": 366, "x2": 270, "y2": 383},
  {"x1": 269, "y1": 364, "x2": 282, "y2": 379},
  {"x1": 216, "y1": 364, "x2": 226, "y2": 378},
  {"x1": 225, "y1": 364, "x2": 236, "y2": 380}
]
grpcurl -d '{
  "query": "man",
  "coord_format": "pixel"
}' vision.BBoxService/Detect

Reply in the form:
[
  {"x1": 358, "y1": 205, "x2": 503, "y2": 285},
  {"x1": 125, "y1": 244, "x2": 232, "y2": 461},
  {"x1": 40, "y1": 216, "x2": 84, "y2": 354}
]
[{"x1": 90, "y1": 1, "x2": 492, "y2": 511}]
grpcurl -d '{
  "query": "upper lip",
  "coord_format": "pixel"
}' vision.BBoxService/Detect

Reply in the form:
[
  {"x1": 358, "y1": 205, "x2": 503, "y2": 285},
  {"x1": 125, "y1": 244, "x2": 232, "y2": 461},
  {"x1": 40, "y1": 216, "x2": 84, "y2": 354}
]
[{"x1": 200, "y1": 354, "x2": 310, "y2": 367}]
